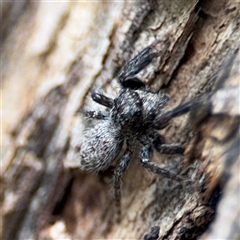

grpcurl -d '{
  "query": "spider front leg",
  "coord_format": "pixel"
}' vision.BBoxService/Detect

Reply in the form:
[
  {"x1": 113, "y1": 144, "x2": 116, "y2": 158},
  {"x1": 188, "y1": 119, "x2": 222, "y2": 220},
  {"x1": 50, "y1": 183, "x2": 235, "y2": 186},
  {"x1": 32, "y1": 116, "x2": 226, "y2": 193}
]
[
  {"x1": 119, "y1": 37, "x2": 170, "y2": 86},
  {"x1": 82, "y1": 110, "x2": 109, "y2": 120},
  {"x1": 91, "y1": 91, "x2": 114, "y2": 108},
  {"x1": 82, "y1": 91, "x2": 113, "y2": 120},
  {"x1": 113, "y1": 145, "x2": 132, "y2": 222}
]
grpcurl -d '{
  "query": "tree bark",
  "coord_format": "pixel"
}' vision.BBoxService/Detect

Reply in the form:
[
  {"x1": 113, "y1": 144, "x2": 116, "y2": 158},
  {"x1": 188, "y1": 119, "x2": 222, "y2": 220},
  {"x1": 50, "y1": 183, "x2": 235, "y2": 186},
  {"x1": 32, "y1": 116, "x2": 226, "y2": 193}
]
[{"x1": 2, "y1": 1, "x2": 240, "y2": 239}]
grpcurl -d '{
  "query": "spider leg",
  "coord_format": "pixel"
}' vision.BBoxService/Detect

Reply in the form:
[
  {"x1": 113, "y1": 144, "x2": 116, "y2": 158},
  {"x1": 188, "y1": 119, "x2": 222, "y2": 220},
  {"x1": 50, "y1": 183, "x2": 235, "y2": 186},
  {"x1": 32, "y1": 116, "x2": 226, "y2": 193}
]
[
  {"x1": 139, "y1": 135, "x2": 185, "y2": 182},
  {"x1": 119, "y1": 38, "x2": 170, "y2": 85},
  {"x1": 140, "y1": 145, "x2": 185, "y2": 182},
  {"x1": 152, "y1": 133, "x2": 185, "y2": 155},
  {"x1": 140, "y1": 132, "x2": 185, "y2": 155},
  {"x1": 155, "y1": 143, "x2": 185, "y2": 155},
  {"x1": 113, "y1": 144, "x2": 132, "y2": 222},
  {"x1": 91, "y1": 91, "x2": 114, "y2": 108},
  {"x1": 144, "y1": 226, "x2": 160, "y2": 240},
  {"x1": 154, "y1": 99, "x2": 199, "y2": 129},
  {"x1": 82, "y1": 110, "x2": 109, "y2": 120}
]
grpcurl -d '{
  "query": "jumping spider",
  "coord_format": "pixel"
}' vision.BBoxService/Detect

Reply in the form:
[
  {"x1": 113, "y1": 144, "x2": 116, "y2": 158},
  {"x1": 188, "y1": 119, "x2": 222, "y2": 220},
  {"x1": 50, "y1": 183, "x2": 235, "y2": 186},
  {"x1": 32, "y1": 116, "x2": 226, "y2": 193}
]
[{"x1": 79, "y1": 39, "x2": 194, "y2": 220}]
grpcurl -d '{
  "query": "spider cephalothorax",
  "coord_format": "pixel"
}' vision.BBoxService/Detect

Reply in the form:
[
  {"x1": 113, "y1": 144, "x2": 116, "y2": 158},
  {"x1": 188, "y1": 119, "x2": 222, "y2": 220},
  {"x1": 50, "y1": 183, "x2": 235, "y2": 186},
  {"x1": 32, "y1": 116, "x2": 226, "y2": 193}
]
[{"x1": 110, "y1": 88, "x2": 169, "y2": 137}]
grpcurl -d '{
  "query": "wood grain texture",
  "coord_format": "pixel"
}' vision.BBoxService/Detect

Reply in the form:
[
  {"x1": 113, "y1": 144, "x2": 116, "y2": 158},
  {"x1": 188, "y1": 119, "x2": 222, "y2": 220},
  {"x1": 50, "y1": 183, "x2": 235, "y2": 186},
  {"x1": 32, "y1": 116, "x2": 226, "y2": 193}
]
[{"x1": 2, "y1": 1, "x2": 240, "y2": 239}]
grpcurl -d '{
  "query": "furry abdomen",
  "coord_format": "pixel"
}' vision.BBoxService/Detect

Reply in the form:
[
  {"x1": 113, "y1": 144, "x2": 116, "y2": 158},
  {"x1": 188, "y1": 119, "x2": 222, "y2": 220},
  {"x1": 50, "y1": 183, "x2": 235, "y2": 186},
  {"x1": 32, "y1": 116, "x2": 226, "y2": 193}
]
[{"x1": 79, "y1": 121, "x2": 124, "y2": 171}]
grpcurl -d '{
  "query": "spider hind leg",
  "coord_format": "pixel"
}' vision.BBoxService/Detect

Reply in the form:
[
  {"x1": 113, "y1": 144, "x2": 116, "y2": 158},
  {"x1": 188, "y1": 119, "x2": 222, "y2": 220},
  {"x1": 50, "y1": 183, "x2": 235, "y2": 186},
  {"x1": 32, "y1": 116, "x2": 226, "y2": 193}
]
[
  {"x1": 139, "y1": 134, "x2": 185, "y2": 182},
  {"x1": 113, "y1": 144, "x2": 132, "y2": 222}
]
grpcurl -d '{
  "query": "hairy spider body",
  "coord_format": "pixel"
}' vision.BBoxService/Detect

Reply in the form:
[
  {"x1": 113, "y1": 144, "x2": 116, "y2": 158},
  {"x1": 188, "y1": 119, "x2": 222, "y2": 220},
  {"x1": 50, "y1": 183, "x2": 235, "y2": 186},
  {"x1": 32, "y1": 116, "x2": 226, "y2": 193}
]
[
  {"x1": 111, "y1": 88, "x2": 169, "y2": 137},
  {"x1": 78, "y1": 39, "x2": 193, "y2": 221},
  {"x1": 80, "y1": 88, "x2": 169, "y2": 171}
]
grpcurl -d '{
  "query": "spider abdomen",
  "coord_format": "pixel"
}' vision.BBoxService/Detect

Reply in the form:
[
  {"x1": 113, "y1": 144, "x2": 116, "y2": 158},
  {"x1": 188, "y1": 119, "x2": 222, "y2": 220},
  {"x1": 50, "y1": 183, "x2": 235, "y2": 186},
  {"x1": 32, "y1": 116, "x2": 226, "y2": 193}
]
[{"x1": 78, "y1": 121, "x2": 124, "y2": 171}]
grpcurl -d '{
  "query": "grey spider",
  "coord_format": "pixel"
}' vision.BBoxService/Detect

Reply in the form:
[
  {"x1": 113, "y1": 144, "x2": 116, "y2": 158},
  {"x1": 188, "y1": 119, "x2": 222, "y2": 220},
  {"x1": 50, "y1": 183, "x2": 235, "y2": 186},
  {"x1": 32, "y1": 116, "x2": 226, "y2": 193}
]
[{"x1": 78, "y1": 39, "x2": 194, "y2": 220}]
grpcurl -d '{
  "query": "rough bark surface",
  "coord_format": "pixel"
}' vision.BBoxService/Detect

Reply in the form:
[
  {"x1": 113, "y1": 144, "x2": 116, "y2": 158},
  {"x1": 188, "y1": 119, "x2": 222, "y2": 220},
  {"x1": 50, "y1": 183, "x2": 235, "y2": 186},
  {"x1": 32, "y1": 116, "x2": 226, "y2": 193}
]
[{"x1": 2, "y1": 1, "x2": 240, "y2": 240}]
